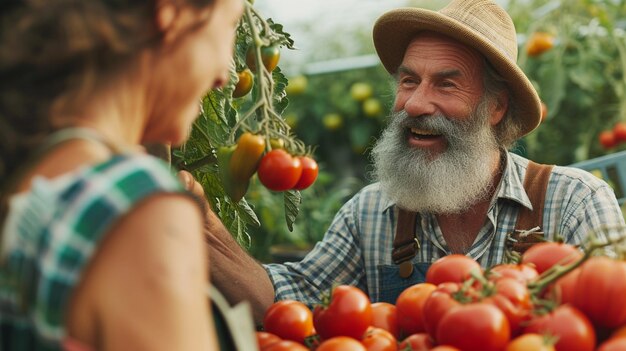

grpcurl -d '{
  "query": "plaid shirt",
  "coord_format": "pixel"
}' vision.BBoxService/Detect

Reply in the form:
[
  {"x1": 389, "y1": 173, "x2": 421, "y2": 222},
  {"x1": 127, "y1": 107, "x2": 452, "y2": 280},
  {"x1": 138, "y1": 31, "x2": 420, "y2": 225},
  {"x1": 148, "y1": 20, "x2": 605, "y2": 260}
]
[
  {"x1": 0, "y1": 154, "x2": 184, "y2": 350},
  {"x1": 265, "y1": 152, "x2": 625, "y2": 305}
]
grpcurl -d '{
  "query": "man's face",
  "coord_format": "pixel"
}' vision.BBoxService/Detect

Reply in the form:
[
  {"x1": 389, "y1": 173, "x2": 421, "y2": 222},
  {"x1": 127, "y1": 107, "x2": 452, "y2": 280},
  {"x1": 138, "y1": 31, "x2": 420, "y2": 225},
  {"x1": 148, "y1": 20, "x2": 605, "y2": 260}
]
[
  {"x1": 371, "y1": 33, "x2": 503, "y2": 214},
  {"x1": 392, "y1": 31, "x2": 503, "y2": 158}
]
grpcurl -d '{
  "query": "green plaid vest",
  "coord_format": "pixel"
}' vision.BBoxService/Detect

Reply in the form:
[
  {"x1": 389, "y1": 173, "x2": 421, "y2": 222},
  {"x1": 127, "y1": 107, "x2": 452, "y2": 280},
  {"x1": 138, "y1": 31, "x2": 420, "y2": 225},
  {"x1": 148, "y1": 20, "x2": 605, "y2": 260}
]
[{"x1": 0, "y1": 154, "x2": 185, "y2": 350}]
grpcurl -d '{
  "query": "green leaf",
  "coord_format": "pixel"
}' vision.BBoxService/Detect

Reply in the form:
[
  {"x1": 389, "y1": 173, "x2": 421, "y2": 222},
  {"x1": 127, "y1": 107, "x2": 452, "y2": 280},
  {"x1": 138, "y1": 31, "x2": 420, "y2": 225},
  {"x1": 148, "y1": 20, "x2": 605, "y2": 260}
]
[
  {"x1": 235, "y1": 198, "x2": 261, "y2": 227},
  {"x1": 284, "y1": 190, "x2": 302, "y2": 232}
]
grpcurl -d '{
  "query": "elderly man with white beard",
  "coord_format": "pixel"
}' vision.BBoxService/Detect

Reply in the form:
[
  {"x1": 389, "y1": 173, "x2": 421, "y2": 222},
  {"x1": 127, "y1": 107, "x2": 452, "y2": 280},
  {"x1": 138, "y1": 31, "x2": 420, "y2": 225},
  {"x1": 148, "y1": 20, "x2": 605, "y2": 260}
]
[{"x1": 204, "y1": 0, "x2": 625, "y2": 323}]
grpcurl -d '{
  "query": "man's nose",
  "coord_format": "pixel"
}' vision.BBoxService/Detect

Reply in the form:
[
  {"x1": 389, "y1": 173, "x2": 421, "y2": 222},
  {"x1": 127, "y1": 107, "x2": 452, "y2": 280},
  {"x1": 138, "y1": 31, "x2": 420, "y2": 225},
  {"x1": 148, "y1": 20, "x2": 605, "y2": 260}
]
[{"x1": 402, "y1": 86, "x2": 437, "y2": 118}]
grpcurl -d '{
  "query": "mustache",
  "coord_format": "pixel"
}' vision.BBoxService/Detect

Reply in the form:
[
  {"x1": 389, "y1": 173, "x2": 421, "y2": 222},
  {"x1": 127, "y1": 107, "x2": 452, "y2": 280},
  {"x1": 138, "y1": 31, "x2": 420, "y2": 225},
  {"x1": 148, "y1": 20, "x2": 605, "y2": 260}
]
[{"x1": 391, "y1": 110, "x2": 472, "y2": 142}]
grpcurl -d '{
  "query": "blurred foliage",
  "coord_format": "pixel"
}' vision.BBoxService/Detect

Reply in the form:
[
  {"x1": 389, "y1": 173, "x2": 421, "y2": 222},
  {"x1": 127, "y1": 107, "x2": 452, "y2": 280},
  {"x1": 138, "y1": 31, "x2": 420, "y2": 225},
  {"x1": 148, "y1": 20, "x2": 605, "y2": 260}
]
[{"x1": 510, "y1": 0, "x2": 626, "y2": 164}]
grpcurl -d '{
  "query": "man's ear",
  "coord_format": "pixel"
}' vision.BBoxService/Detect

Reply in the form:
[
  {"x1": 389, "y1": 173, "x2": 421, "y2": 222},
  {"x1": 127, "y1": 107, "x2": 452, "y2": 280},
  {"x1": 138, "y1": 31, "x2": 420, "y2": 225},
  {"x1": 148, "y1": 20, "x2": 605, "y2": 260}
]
[
  {"x1": 490, "y1": 90, "x2": 509, "y2": 126},
  {"x1": 155, "y1": 2, "x2": 178, "y2": 38}
]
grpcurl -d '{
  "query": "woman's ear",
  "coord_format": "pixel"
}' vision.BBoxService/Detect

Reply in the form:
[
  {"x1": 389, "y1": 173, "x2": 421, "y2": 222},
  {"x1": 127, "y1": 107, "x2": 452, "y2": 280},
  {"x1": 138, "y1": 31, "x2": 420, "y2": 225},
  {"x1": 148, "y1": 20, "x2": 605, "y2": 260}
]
[{"x1": 490, "y1": 90, "x2": 509, "y2": 126}]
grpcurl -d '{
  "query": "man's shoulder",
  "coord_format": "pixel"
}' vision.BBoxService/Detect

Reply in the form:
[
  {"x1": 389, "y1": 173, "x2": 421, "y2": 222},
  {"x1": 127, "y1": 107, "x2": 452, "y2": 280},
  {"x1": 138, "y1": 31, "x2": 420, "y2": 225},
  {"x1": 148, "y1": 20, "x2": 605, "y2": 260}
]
[{"x1": 509, "y1": 152, "x2": 611, "y2": 191}]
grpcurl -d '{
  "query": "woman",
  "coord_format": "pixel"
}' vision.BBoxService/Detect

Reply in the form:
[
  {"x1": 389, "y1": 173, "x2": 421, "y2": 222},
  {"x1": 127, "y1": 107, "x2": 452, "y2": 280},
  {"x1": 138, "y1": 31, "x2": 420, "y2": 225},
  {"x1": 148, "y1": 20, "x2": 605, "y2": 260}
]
[{"x1": 0, "y1": 0, "x2": 243, "y2": 349}]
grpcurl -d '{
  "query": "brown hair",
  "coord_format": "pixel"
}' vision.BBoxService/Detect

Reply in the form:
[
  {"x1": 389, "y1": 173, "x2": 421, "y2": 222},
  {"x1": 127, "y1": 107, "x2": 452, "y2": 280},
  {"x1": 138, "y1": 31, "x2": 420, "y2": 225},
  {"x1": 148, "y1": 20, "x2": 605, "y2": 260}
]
[{"x1": 0, "y1": 0, "x2": 216, "y2": 220}]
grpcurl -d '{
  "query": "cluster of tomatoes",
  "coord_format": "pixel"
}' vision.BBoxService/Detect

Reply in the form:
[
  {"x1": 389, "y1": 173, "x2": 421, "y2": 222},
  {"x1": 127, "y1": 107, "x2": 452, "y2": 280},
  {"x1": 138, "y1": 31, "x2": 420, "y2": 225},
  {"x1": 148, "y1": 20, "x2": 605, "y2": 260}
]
[
  {"x1": 255, "y1": 241, "x2": 626, "y2": 351},
  {"x1": 233, "y1": 45, "x2": 281, "y2": 98},
  {"x1": 598, "y1": 122, "x2": 626, "y2": 149},
  {"x1": 218, "y1": 132, "x2": 318, "y2": 202}
]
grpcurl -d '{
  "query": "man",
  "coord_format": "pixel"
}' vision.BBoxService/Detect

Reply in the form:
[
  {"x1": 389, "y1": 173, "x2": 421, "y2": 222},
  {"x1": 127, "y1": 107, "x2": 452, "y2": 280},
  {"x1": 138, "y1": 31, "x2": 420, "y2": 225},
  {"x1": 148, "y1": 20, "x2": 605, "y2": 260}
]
[{"x1": 206, "y1": 0, "x2": 625, "y2": 323}]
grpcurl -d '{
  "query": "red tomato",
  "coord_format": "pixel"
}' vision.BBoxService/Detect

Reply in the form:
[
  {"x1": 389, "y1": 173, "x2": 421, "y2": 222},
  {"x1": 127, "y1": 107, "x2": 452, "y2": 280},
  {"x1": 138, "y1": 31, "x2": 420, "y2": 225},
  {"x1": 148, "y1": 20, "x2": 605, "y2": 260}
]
[
  {"x1": 523, "y1": 305, "x2": 595, "y2": 351},
  {"x1": 317, "y1": 336, "x2": 367, "y2": 351},
  {"x1": 395, "y1": 283, "x2": 436, "y2": 337},
  {"x1": 425, "y1": 254, "x2": 482, "y2": 286},
  {"x1": 521, "y1": 241, "x2": 582, "y2": 274},
  {"x1": 257, "y1": 149, "x2": 303, "y2": 191},
  {"x1": 422, "y1": 282, "x2": 463, "y2": 337},
  {"x1": 361, "y1": 327, "x2": 397, "y2": 351},
  {"x1": 397, "y1": 333, "x2": 434, "y2": 351},
  {"x1": 313, "y1": 285, "x2": 373, "y2": 340},
  {"x1": 430, "y1": 347, "x2": 461, "y2": 351},
  {"x1": 262, "y1": 300, "x2": 314, "y2": 344},
  {"x1": 571, "y1": 256, "x2": 626, "y2": 328},
  {"x1": 263, "y1": 340, "x2": 309, "y2": 351},
  {"x1": 599, "y1": 130, "x2": 617, "y2": 149},
  {"x1": 436, "y1": 303, "x2": 510, "y2": 351},
  {"x1": 613, "y1": 122, "x2": 626, "y2": 142},
  {"x1": 489, "y1": 263, "x2": 539, "y2": 283},
  {"x1": 505, "y1": 333, "x2": 555, "y2": 351},
  {"x1": 545, "y1": 266, "x2": 580, "y2": 304},
  {"x1": 482, "y1": 277, "x2": 532, "y2": 336},
  {"x1": 370, "y1": 302, "x2": 399, "y2": 338},
  {"x1": 598, "y1": 336, "x2": 626, "y2": 351},
  {"x1": 256, "y1": 331, "x2": 282, "y2": 350},
  {"x1": 292, "y1": 156, "x2": 318, "y2": 190}
]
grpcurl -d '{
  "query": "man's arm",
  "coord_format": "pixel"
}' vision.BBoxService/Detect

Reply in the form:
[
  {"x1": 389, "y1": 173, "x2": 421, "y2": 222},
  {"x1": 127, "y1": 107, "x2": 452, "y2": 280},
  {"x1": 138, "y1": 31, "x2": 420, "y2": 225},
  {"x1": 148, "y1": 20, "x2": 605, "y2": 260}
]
[
  {"x1": 203, "y1": 207, "x2": 275, "y2": 325},
  {"x1": 178, "y1": 171, "x2": 274, "y2": 325}
]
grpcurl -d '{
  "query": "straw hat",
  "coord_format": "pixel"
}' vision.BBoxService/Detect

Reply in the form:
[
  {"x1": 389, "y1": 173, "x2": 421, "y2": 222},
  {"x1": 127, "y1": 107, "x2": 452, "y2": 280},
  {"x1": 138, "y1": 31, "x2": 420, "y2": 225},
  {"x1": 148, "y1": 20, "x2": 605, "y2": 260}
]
[{"x1": 373, "y1": 0, "x2": 540, "y2": 139}]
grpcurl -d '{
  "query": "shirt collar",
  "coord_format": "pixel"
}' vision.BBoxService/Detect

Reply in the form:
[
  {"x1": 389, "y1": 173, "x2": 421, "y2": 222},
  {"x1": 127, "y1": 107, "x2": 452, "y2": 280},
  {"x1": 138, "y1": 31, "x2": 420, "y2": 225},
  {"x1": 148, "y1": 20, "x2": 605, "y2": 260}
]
[{"x1": 380, "y1": 150, "x2": 534, "y2": 213}]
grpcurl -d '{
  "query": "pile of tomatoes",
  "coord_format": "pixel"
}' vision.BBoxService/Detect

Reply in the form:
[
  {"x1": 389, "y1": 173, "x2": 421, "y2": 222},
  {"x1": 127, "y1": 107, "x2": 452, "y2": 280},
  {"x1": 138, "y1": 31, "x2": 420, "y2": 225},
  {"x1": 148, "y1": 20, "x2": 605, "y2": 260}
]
[{"x1": 256, "y1": 241, "x2": 626, "y2": 351}]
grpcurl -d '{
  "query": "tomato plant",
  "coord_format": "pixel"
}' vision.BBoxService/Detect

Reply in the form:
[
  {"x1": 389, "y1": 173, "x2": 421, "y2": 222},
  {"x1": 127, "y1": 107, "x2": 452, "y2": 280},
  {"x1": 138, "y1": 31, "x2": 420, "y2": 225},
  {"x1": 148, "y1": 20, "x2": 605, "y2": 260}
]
[
  {"x1": 262, "y1": 300, "x2": 314, "y2": 344},
  {"x1": 370, "y1": 302, "x2": 398, "y2": 338},
  {"x1": 523, "y1": 304, "x2": 595, "y2": 351},
  {"x1": 436, "y1": 302, "x2": 510, "y2": 351},
  {"x1": 571, "y1": 256, "x2": 626, "y2": 328},
  {"x1": 257, "y1": 149, "x2": 303, "y2": 191},
  {"x1": 521, "y1": 241, "x2": 582, "y2": 274},
  {"x1": 313, "y1": 285, "x2": 372, "y2": 340},
  {"x1": 425, "y1": 254, "x2": 482, "y2": 286},
  {"x1": 395, "y1": 283, "x2": 436, "y2": 337},
  {"x1": 292, "y1": 155, "x2": 318, "y2": 190},
  {"x1": 246, "y1": 44, "x2": 280, "y2": 72},
  {"x1": 232, "y1": 68, "x2": 254, "y2": 98},
  {"x1": 505, "y1": 333, "x2": 556, "y2": 351}
]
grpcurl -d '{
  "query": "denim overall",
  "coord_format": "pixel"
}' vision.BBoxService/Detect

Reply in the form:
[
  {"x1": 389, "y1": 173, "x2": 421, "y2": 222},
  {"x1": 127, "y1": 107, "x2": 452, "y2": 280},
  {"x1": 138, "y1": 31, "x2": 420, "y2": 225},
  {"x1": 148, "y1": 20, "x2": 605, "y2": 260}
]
[{"x1": 379, "y1": 161, "x2": 554, "y2": 304}]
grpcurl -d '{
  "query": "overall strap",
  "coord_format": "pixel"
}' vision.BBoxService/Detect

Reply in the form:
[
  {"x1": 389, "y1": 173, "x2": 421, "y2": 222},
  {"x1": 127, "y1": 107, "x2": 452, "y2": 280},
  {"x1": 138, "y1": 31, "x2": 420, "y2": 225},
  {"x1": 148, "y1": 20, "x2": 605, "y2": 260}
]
[
  {"x1": 392, "y1": 209, "x2": 419, "y2": 278},
  {"x1": 508, "y1": 160, "x2": 554, "y2": 254}
]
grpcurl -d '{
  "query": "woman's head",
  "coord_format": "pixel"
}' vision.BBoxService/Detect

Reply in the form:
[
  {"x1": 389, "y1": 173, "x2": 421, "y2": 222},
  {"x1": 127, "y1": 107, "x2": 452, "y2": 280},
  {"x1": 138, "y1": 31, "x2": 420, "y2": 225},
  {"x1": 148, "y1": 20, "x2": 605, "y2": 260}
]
[{"x1": 0, "y1": 0, "x2": 242, "y2": 183}]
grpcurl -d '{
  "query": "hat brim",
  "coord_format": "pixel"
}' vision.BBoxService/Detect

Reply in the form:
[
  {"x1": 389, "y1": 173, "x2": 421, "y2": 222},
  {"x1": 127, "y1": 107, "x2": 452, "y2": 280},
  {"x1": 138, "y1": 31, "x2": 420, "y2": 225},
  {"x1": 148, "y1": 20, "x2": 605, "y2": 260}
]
[{"x1": 373, "y1": 7, "x2": 541, "y2": 138}]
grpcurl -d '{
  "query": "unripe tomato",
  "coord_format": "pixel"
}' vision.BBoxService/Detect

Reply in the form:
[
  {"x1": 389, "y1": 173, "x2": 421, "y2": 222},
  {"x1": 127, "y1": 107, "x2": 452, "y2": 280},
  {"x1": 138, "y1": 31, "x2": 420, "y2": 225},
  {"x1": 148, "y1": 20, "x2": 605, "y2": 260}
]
[
  {"x1": 233, "y1": 68, "x2": 254, "y2": 98},
  {"x1": 246, "y1": 45, "x2": 280, "y2": 72},
  {"x1": 286, "y1": 75, "x2": 308, "y2": 95},
  {"x1": 258, "y1": 149, "x2": 302, "y2": 191},
  {"x1": 292, "y1": 156, "x2": 318, "y2": 190},
  {"x1": 527, "y1": 32, "x2": 555, "y2": 57},
  {"x1": 363, "y1": 98, "x2": 383, "y2": 117},
  {"x1": 229, "y1": 132, "x2": 265, "y2": 183},
  {"x1": 322, "y1": 113, "x2": 343, "y2": 131},
  {"x1": 350, "y1": 82, "x2": 373, "y2": 102},
  {"x1": 599, "y1": 130, "x2": 617, "y2": 149}
]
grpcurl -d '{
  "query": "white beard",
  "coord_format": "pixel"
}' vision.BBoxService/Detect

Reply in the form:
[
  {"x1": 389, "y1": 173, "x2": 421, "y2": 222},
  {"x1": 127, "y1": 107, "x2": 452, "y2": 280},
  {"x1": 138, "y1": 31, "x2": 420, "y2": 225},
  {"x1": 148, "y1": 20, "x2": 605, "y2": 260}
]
[{"x1": 371, "y1": 101, "x2": 500, "y2": 214}]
